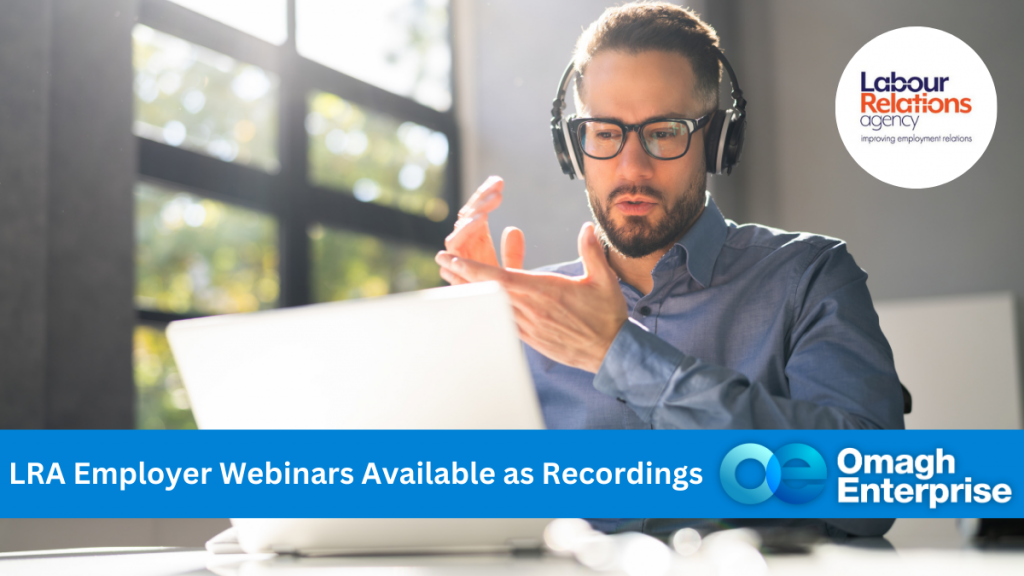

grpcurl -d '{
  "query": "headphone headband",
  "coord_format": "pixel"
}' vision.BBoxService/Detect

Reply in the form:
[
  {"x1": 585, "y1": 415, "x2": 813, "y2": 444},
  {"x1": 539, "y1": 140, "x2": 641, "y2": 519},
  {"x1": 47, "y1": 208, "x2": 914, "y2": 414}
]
[
  {"x1": 550, "y1": 61, "x2": 576, "y2": 125},
  {"x1": 551, "y1": 46, "x2": 748, "y2": 179}
]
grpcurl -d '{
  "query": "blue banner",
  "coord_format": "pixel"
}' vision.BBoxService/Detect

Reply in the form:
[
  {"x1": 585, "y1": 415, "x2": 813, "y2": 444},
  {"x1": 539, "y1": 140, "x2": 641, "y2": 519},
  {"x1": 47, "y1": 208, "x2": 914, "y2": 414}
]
[{"x1": 1, "y1": 430, "x2": 1020, "y2": 518}]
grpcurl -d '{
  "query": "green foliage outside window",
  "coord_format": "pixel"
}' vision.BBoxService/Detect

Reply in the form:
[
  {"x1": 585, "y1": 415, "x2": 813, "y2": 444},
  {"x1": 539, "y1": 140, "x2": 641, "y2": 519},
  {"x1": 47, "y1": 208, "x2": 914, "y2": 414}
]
[
  {"x1": 135, "y1": 181, "x2": 280, "y2": 316},
  {"x1": 132, "y1": 24, "x2": 280, "y2": 172},
  {"x1": 307, "y1": 91, "x2": 450, "y2": 222},
  {"x1": 135, "y1": 325, "x2": 196, "y2": 430},
  {"x1": 310, "y1": 224, "x2": 444, "y2": 303}
]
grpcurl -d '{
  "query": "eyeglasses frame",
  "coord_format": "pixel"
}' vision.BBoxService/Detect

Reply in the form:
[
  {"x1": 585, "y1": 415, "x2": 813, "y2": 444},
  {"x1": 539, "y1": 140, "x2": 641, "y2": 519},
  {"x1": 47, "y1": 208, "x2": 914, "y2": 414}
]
[{"x1": 567, "y1": 113, "x2": 713, "y2": 161}]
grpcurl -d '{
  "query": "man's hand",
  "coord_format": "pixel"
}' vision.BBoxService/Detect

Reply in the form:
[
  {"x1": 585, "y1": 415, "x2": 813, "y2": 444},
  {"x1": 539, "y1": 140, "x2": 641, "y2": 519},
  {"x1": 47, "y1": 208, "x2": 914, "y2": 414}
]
[
  {"x1": 442, "y1": 176, "x2": 525, "y2": 285},
  {"x1": 436, "y1": 222, "x2": 628, "y2": 373}
]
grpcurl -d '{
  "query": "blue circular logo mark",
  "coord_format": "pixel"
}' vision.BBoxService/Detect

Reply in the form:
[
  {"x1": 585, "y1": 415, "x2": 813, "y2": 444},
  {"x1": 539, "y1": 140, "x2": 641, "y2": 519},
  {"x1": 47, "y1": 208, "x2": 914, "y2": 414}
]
[{"x1": 720, "y1": 443, "x2": 826, "y2": 504}]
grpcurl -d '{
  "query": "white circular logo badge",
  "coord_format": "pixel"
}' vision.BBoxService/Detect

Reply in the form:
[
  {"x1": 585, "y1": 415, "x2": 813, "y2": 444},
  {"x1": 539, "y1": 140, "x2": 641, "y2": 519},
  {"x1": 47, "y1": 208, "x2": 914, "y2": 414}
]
[{"x1": 835, "y1": 27, "x2": 997, "y2": 189}]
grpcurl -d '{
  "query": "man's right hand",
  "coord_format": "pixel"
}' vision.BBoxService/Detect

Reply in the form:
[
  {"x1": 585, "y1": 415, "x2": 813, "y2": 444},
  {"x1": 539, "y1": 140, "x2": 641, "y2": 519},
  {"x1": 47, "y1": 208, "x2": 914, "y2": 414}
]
[{"x1": 440, "y1": 176, "x2": 525, "y2": 285}]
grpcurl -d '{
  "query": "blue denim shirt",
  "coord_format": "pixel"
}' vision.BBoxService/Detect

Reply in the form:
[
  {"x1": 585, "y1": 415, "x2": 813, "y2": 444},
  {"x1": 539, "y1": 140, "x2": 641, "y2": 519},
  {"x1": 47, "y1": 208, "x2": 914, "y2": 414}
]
[
  {"x1": 526, "y1": 193, "x2": 905, "y2": 431},
  {"x1": 525, "y1": 193, "x2": 904, "y2": 538}
]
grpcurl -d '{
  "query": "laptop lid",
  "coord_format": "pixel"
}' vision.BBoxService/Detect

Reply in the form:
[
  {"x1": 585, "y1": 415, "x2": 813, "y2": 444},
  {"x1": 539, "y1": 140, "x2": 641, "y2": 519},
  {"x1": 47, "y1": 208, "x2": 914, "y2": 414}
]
[{"x1": 167, "y1": 281, "x2": 544, "y2": 430}]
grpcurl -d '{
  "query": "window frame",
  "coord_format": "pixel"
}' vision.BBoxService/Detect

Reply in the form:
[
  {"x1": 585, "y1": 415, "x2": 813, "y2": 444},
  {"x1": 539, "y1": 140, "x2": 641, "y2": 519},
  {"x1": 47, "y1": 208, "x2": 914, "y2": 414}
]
[{"x1": 135, "y1": 0, "x2": 460, "y2": 327}]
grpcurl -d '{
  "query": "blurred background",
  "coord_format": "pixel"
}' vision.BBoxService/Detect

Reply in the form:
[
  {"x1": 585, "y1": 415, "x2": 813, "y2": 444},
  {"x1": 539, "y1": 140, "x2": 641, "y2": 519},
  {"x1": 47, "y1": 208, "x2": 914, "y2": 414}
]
[{"x1": 0, "y1": 0, "x2": 1021, "y2": 552}]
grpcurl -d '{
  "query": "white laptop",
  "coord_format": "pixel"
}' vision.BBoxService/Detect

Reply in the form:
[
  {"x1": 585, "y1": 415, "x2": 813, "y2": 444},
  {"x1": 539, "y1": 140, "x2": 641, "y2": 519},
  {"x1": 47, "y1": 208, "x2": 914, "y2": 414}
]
[{"x1": 166, "y1": 281, "x2": 551, "y2": 555}]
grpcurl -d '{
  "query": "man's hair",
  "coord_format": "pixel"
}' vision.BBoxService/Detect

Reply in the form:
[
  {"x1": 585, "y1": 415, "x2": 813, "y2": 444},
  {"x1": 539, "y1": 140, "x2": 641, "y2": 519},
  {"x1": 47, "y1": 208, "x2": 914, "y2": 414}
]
[{"x1": 573, "y1": 2, "x2": 722, "y2": 113}]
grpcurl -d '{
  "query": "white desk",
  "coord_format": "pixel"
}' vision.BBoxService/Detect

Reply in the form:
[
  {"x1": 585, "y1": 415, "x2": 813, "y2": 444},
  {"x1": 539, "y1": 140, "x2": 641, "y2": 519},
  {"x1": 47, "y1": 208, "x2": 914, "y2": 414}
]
[{"x1": 2, "y1": 544, "x2": 1023, "y2": 576}]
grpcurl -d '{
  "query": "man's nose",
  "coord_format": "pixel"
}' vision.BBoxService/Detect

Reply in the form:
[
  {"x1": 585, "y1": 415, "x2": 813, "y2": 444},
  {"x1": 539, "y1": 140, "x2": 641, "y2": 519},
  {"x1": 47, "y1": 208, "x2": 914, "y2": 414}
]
[{"x1": 615, "y1": 131, "x2": 655, "y2": 181}]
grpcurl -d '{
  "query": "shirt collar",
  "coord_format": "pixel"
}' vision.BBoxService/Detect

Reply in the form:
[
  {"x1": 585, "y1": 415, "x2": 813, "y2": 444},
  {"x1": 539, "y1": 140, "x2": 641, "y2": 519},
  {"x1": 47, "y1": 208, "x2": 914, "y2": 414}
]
[{"x1": 674, "y1": 192, "x2": 728, "y2": 288}]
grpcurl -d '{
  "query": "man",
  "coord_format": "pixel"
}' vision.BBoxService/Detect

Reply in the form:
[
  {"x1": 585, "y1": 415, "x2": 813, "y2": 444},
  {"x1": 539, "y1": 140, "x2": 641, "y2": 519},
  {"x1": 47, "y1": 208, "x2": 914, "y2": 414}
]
[{"x1": 436, "y1": 3, "x2": 904, "y2": 536}]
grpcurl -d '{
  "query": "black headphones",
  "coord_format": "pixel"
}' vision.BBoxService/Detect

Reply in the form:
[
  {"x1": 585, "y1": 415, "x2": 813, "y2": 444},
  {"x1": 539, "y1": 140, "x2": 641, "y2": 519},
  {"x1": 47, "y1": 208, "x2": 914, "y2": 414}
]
[{"x1": 551, "y1": 46, "x2": 747, "y2": 179}]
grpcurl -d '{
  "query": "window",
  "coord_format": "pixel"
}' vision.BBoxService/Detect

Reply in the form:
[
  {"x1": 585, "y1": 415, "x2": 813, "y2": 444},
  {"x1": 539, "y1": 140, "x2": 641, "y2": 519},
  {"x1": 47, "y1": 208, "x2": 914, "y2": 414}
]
[
  {"x1": 166, "y1": 0, "x2": 288, "y2": 45},
  {"x1": 309, "y1": 224, "x2": 443, "y2": 303},
  {"x1": 134, "y1": 325, "x2": 196, "y2": 430},
  {"x1": 134, "y1": 0, "x2": 455, "y2": 428},
  {"x1": 135, "y1": 181, "x2": 279, "y2": 316},
  {"x1": 133, "y1": 25, "x2": 281, "y2": 172},
  {"x1": 307, "y1": 91, "x2": 450, "y2": 221},
  {"x1": 296, "y1": 0, "x2": 452, "y2": 111}
]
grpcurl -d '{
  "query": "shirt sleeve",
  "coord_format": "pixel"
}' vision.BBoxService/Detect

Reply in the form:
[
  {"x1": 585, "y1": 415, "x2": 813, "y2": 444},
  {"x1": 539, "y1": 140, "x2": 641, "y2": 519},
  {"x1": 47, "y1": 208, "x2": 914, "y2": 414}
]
[{"x1": 591, "y1": 242, "x2": 906, "y2": 430}]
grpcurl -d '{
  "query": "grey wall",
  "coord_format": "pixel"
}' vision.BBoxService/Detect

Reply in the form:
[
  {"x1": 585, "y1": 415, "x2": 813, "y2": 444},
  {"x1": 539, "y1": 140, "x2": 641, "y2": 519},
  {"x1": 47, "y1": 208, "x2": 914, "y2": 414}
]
[
  {"x1": 454, "y1": 0, "x2": 608, "y2": 269},
  {"x1": 45, "y1": 0, "x2": 137, "y2": 428},
  {"x1": 0, "y1": 0, "x2": 136, "y2": 428},
  {"x1": 0, "y1": 1, "x2": 50, "y2": 428},
  {"x1": 719, "y1": 0, "x2": 1024, "y2": 304}
]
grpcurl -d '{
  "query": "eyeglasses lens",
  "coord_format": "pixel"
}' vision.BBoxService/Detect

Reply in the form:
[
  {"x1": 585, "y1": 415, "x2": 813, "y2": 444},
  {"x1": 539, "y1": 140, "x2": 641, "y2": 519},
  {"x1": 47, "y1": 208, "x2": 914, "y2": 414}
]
[
  {"x1": 579, "y1": 121, "x2": 623, "y2": 159},
  {"x1": 642, "y1": 121, "x2": 690, "y2": 159}
]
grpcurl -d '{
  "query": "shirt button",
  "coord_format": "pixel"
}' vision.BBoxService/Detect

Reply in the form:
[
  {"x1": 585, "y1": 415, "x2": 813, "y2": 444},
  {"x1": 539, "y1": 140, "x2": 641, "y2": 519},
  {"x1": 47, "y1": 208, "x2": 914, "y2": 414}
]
[{"x1": 639, "y1": 306, "x2": 652, "y2": 317}]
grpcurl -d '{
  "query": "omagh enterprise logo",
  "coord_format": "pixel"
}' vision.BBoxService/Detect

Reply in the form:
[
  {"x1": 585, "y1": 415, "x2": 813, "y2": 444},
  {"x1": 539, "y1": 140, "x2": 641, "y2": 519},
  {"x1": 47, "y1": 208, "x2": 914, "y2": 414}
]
[{"x1": 720, "y1": 443, "x2": 826, "y2": 505}]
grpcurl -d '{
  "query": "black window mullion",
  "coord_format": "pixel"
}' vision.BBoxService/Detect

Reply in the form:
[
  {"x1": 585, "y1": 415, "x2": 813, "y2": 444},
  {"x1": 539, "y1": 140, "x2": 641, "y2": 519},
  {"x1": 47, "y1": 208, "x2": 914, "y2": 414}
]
[
  {"x1": 443, "y1": 126, "x2": 462, "y2": 223},
  {"x1": 138, "y1": 309, "x2": 203, "y2": 325},
  {"x1": 277, "y1": 0, "x2": 310, "y2": 308},
  {"x1": 137, "y1": 138, "x2": 280, "y2": 213},
  {"x1": 303, "y1": 186, "x2": 449, "y2": 248},
  {"x1": 286, "y1": 0, "x2": 297, "y2": 51},
  {"x1": 444, "y1": 0, "x2": 462, "y2": 215}
]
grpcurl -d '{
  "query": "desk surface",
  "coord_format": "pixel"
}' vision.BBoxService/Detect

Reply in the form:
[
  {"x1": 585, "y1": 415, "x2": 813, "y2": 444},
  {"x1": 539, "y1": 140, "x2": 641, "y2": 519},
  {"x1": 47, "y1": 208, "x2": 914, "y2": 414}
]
[{"x1": 1, "y1": 544, "x2": 1023, "y2": 576}]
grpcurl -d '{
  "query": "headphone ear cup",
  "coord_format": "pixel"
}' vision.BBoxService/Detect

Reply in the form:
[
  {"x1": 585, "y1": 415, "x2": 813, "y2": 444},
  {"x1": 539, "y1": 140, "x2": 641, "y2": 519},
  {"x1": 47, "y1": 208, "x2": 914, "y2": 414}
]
[
  {"x1": 551, "y1": 124, "x2": 576, "y2": 178},
  {"x1": 704, "y1": 110, "x2": 726, "y2": 174},
  {"x1": 721, "y1": 111, "x2": 746, "y2": 175}
]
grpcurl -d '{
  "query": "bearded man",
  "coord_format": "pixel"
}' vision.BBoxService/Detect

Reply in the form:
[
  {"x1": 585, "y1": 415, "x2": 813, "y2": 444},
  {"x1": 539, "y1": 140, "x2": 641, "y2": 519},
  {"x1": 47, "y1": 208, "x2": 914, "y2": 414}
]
[{"x1": 436, "y1": 2, "x2": 904, "y2": 538}]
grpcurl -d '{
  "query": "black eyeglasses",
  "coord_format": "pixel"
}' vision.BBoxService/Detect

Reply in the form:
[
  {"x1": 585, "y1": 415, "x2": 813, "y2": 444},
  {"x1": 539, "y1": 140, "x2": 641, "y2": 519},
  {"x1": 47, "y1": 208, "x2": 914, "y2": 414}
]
[{"x1": 568, "y1": 114, "x2": 712, "y2": 161}]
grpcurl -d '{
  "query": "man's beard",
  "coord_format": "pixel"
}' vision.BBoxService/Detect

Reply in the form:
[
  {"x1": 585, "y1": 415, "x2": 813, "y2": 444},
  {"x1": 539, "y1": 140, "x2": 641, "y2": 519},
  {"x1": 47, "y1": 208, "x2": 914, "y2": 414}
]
[{"x1": 587, "y1": 170, "x2": 706, "y2": 259}]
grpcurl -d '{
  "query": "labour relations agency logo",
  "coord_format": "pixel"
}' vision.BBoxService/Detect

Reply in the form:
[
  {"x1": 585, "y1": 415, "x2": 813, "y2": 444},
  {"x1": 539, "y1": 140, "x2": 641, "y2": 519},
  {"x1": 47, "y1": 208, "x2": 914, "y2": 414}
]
[
  {"x1": 719, "y1": 443, "x2": 826, "y2": 505},
  {"x1": 835, "y1": 26, "x2": 997, "y2": 189}
]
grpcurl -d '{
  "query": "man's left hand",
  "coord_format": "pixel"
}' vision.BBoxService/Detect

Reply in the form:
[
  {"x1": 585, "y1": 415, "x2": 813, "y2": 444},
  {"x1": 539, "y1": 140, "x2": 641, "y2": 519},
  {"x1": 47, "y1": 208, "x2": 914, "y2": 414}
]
[{"x1": 435, "y1": 222, "x2": 628, "y2": 373}]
